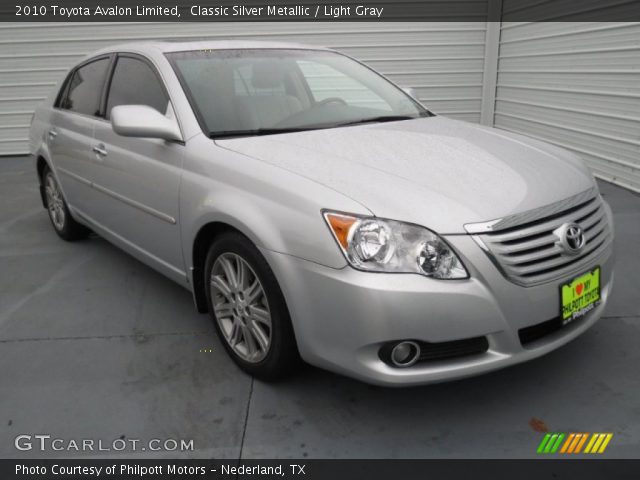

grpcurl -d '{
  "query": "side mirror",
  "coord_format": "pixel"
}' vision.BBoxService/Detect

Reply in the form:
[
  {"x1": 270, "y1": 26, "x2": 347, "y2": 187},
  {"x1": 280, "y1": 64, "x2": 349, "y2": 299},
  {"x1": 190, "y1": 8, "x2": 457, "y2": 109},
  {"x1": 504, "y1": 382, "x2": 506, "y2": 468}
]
[
  {"x1": 111, "y1": 105, "x2": 182, "y2": 142},
  {"x1": 403, "y1": 87, "x2": 419, "y2": 101}
]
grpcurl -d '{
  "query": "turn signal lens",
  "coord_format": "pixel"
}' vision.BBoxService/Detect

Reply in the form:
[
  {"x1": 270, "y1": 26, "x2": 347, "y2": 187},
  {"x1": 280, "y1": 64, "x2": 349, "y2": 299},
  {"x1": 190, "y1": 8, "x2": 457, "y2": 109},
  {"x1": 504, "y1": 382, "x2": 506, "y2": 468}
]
[{"x1": 324, "y1": 213, "x2": 358, "y2": 249}]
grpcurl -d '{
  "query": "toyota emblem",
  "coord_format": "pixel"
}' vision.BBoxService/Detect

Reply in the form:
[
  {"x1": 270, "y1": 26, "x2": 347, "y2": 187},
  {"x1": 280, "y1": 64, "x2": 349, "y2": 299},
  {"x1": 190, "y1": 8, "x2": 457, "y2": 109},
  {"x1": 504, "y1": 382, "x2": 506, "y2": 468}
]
[{"x1": 555, "y1": 223, "x2": 586, "y2": 254}]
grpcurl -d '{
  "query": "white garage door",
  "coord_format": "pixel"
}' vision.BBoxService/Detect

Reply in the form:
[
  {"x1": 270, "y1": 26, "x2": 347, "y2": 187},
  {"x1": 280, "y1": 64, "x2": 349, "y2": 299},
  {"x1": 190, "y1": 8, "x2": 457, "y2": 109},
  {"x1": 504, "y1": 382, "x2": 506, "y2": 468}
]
[
  {"x1": 0, "y1": 22, "x2": 488, "y2": 155},
  {"x1": 494, "y1": 22, "x2": 640, "y2": 192}
]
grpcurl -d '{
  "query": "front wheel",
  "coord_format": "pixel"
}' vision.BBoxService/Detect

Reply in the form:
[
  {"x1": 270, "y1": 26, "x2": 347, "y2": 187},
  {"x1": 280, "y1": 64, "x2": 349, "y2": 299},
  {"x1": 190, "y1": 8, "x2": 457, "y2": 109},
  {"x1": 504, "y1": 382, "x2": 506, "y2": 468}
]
[
  {"x1": 204, "y1": 232, "x2": 301, "y2": 381},
  {"x1": 42, "y1": 166, "x2": 90, "y2": 241}
]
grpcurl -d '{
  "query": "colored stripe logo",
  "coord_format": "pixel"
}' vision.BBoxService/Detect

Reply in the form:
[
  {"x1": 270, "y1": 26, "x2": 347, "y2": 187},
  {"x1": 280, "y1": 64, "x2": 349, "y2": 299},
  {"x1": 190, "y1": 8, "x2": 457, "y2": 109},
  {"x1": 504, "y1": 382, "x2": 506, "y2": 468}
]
[{"x1": 537, "y1": 433, "x2": 613, "y2": 454}]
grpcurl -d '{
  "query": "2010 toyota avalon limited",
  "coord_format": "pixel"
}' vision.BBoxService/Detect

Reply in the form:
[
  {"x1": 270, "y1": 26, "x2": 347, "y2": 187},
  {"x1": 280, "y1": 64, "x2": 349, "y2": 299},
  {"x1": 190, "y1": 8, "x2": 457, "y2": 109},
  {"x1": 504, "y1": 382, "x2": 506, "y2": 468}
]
[{"x1": 29, "y1": 41, "x2": 614, "y2": 386}]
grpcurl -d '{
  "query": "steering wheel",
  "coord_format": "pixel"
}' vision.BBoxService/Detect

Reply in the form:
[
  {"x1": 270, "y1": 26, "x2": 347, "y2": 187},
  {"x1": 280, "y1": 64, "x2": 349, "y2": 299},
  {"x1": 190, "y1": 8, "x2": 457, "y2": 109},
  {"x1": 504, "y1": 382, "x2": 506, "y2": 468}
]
[
  {"x1": 272, "y1": 96, "x2": 350, "y2": 128},
  {"x1": 316, "y1": 97, "x2": 348, "y2": 107}
]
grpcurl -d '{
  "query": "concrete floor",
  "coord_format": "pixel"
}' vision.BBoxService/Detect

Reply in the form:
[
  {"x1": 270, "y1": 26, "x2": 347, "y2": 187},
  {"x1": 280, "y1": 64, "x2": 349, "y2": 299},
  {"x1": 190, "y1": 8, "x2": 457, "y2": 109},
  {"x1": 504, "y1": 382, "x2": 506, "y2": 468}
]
[{"x1": 0, "y1": 156, "x2": 638, "y2": 459}]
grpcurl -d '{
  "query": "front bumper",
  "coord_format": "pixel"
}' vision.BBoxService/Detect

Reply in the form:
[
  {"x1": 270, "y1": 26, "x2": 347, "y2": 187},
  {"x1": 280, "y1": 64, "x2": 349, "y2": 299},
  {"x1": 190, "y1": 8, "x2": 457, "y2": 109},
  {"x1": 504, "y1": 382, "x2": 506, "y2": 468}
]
[{"x1": 262, "y1": 212, "x2": 615, "y2": 387}]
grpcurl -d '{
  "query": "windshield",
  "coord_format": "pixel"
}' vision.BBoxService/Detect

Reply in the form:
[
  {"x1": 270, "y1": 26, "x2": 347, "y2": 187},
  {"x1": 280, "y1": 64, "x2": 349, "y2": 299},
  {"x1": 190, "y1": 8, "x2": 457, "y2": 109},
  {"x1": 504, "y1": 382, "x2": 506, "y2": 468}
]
[{"x1": 166, "y1": 49, "x2": 432, "y2": 138}]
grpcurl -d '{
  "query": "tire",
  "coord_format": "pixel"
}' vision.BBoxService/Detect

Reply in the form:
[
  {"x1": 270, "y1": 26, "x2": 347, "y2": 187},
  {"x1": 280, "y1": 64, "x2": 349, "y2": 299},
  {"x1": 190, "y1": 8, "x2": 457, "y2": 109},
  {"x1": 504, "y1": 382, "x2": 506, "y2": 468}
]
[
  {"x1": 42, "y1": 165, "x2": 90, "y2": 241},
  {"x1": 204, "y1": 231, "x2": 301, "y2": 381}
]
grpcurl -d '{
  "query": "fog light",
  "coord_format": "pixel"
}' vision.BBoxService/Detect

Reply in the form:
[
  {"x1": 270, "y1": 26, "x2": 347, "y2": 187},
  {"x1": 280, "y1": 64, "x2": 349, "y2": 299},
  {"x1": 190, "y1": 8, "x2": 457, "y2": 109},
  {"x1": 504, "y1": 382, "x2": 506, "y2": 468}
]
[{"x1": 390, "y1": 341, "x2": 420, "y2": 367}]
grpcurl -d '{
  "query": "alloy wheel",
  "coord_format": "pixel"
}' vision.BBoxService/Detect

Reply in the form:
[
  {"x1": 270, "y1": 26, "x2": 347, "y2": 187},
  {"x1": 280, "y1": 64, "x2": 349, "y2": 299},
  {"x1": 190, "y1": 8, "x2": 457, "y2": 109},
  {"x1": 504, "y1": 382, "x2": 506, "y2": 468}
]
[
  {"x1": 210, "y1": 252, "x2": 272, "y2": 363},
  {"x1": 44, "y1": 173, "x2": 65, "y2": 231}
]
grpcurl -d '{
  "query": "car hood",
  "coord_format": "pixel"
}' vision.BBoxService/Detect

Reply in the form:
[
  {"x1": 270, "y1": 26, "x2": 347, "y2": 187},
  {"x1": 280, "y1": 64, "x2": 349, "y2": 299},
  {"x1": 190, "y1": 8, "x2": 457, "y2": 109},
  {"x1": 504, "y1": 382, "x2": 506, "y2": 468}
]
[{"x1": 215, "y1": 116, "x2": 595, "y2": 233}]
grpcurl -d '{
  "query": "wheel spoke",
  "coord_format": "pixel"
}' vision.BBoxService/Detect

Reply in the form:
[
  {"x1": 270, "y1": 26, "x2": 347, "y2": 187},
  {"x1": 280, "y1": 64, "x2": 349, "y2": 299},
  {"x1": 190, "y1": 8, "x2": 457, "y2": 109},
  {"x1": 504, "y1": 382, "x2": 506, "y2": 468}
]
[
  {"x1": 245, "y1": 279, "x2": 262, "y2": 304},
  {"x1": 248, "y1": 320, "x2": 269, "y2": 352},
  {"x1": 219, "y1": 256, "x2": 238, "y2": 290},
  {"x1": 247, "y1": 305, "x2": 271, "y2": 327},
  {"x1": 241, "y1": 325, "x2": 258, "y2": 357},
  {"x1": 214, "y1": 302, "x2": 234, "y2": 318},
  {"x1": 229, "y1": 320, "x2": 242, "y2": 346},
  {"x1": 237, "y1": 259, "x2": 250, "y2": 290},
  {"x1": 211, "y1": 274, "x2": 233, "y2": 300}
]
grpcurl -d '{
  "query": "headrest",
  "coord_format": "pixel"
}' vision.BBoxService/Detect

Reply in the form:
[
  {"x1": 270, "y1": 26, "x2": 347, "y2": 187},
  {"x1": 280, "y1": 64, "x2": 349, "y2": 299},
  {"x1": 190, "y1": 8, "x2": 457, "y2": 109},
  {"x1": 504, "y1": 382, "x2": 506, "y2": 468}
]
[{"x1": 251, "y1": 62, "x2": 285, "y2": 89}]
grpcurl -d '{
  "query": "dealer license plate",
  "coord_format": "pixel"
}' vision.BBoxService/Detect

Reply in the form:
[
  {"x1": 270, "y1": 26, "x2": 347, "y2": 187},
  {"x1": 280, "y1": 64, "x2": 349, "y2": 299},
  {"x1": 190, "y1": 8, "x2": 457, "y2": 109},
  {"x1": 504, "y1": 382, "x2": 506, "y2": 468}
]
[{"x1": 560, "y1": 266, "x2": 601, "y2": 325}]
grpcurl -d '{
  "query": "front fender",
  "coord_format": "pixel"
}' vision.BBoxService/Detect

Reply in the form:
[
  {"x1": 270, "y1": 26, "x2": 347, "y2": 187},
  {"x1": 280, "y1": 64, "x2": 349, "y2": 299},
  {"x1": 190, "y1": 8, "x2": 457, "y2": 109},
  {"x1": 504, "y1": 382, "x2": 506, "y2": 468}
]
[{"x1": 180, "y1": 135, "x2": 371, "y2": 272}]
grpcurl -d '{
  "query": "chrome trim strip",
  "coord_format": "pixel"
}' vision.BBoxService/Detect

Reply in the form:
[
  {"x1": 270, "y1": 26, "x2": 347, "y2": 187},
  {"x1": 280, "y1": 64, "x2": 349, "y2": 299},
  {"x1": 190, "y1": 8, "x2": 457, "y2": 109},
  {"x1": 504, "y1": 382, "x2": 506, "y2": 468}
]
[
  {"x1": 57, "y1": 166, "x2": 91, "y2": 186},
  {"x1": 57, "y1": 167, "x2": 176, "y2": 225},
  {"x1": 92, "y1": 183, "x2": 177, "y2": 225},
  {"x1": 470, "y1": 234, "x2": 507, "y2": 278},
  {"x1": 464, "y1": 187, "x2": 598, "y2": 233}
]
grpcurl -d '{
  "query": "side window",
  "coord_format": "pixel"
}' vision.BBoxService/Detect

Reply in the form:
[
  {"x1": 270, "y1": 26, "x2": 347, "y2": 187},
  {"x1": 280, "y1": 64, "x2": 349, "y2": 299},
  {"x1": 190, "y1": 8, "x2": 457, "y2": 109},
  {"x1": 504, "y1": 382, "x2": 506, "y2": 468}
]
[
  {"x1": 60, "y1": 58, "x2": 110, "y2": 116},
  {"x1": 106, "y1": 56, "x2": 169, "y2": 119},
  {"x1": 54, "y1": 72, "x2": 73, "y2": 108},
  {"x1": 296, "y1": 60, "x2": 391, "y2": 111}
]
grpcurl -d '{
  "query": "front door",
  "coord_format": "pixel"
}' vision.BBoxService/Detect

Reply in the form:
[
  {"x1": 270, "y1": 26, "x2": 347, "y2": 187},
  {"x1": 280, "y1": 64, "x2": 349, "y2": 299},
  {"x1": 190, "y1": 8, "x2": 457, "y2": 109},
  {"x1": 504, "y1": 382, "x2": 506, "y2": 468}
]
[{"x1": 90, "y1": 54, "x2": 185, "y2": 282}]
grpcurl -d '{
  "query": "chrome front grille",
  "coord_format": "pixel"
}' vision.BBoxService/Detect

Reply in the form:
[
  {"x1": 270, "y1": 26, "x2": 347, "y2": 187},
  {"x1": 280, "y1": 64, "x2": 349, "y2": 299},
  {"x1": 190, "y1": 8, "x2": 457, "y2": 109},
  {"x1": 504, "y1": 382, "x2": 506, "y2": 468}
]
[{"x1": 467, "y1": 189, "x2": 612, "y2": 286}]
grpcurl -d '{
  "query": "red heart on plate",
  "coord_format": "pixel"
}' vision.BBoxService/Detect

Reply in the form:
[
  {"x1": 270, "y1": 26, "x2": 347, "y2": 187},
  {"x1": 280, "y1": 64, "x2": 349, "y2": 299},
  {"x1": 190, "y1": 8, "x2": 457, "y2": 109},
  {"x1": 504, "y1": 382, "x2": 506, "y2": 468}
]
[{"x1": 576, "y1": 283, "x2": 584, "y2": 296}]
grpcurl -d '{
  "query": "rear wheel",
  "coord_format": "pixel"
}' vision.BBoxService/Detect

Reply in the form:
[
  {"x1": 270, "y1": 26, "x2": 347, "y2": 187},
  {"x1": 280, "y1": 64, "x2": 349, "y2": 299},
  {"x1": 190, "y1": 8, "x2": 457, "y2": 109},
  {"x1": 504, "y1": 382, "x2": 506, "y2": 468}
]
[
  {"x1": 204, "y1": 232, "x2": 301, "y2": 381},
  {"x1": 42, "y1": 166, "x2": 90, "y2": 241}
]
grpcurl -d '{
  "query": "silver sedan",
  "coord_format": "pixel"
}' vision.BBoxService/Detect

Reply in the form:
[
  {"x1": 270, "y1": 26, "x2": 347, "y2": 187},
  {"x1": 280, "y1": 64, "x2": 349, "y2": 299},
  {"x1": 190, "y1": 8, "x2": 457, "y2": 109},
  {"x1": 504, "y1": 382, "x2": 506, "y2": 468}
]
[{"x1": 29, "y1": 41, "x2": 614, "y2": 386}]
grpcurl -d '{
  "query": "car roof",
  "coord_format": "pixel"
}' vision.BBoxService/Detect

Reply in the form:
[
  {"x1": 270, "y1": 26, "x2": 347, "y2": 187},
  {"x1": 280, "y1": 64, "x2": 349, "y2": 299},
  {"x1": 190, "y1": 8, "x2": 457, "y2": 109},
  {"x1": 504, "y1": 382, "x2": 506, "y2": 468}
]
[{"x1": 90, "y1": 40, "x2": 333, "y2": 57}]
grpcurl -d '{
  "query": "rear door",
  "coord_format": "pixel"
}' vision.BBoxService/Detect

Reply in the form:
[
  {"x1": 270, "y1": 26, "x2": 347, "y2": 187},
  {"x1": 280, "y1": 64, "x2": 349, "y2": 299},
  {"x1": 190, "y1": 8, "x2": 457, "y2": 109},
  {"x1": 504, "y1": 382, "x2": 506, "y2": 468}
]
[
  {"x1": 49, "y1": 56, "x2": 112, "y2": 209},
  {"x1": 90, "y1": 53, "x2": 185, "y2": 281}
]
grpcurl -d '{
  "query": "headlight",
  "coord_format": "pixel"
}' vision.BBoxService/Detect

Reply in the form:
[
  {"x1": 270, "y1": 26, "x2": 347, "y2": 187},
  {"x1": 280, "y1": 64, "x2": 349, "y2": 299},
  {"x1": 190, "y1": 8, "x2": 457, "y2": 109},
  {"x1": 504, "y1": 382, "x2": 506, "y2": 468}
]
[{"x1": 323, "y1": 211, "x2": 468, "y2": 279}]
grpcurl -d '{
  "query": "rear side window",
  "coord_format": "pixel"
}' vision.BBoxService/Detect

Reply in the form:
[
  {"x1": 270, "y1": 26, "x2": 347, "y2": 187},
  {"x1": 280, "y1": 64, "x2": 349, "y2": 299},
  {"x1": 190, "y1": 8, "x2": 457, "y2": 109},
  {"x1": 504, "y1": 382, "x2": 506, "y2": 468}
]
[
  {"x1": 106, "y1": 56, "x2": 169, "y2": 119},
  {"x1": 60, "y1": 58, "x2": 110, "y2": 116}
]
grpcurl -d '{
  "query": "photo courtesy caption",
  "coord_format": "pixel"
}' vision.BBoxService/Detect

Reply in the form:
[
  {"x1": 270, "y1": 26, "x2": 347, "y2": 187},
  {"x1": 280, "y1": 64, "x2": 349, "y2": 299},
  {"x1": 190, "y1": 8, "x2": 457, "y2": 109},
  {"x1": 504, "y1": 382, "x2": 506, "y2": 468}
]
[
  {"x1": 16, "y1": 464, "x2": 204, "y2": 476},
  {"x1": 16, "y1": 464, "x2": 306, "y2": 476}
]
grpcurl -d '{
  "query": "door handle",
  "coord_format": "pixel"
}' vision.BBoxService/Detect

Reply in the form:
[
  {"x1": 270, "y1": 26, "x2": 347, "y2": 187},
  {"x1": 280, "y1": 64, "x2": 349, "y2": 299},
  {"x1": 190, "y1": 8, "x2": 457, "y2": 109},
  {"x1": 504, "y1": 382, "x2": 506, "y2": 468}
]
[
  {"x1": 92, "y1": 144, "x2": 108, "y2": 157},
  {"x1": 47, "y1": 129, "x2": 57, "y2": 139}
]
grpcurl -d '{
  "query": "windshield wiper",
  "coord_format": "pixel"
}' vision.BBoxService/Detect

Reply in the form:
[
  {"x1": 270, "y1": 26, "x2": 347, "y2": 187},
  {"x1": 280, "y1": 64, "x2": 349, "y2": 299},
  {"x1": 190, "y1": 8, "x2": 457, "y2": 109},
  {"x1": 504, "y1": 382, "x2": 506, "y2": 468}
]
[
  {"x1": 334, "y1": 115, "x2": 421, "y2": 128},
  {"x1": 210, "y1": 127, "x2": 313, "y2": 139},
  {"x1": 210, "y1": 114, "x2": 430, "y2": 139}
]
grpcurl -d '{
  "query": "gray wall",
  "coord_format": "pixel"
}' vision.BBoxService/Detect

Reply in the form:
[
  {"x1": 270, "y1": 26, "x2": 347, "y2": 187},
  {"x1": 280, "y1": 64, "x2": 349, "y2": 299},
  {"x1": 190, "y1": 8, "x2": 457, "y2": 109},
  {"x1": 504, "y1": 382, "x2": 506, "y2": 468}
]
[
  {"x1": 1, "y1": 21, "x2": 639, "y2": 192},
  {"x1": 494, "y1": 22, "x2": 640, "y2": 193}
]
